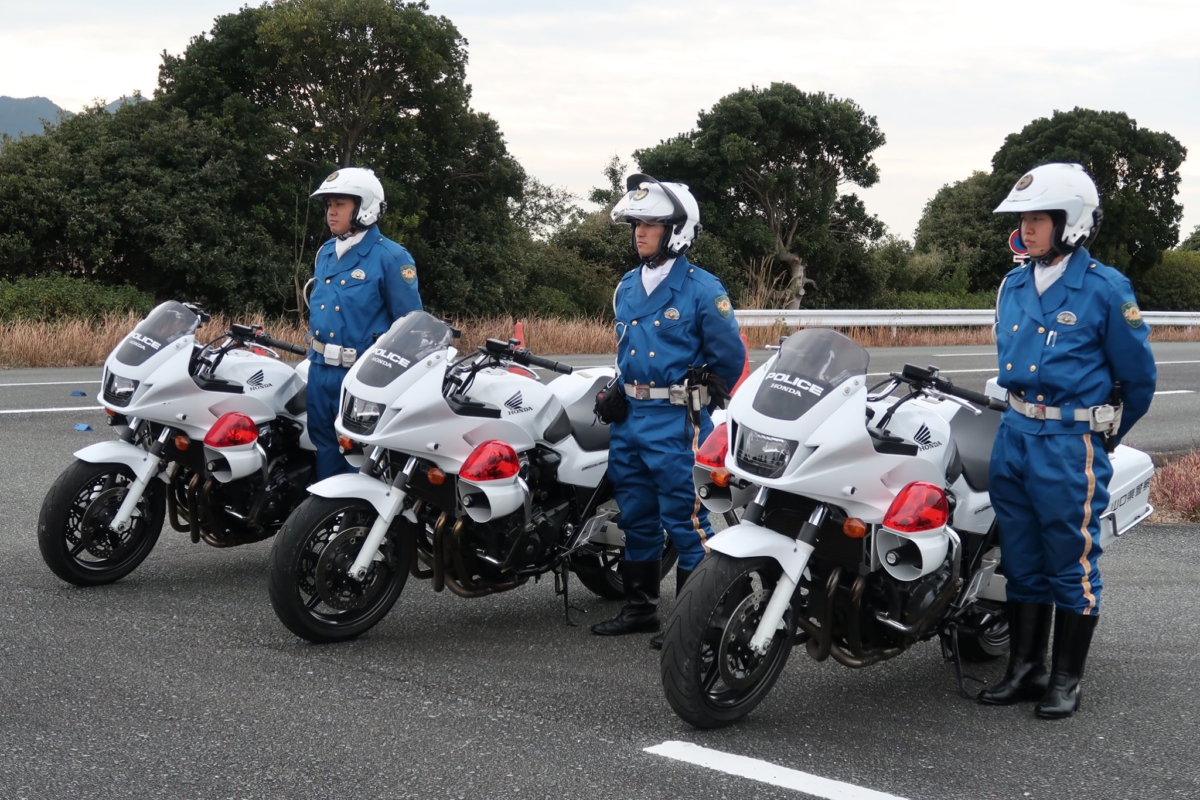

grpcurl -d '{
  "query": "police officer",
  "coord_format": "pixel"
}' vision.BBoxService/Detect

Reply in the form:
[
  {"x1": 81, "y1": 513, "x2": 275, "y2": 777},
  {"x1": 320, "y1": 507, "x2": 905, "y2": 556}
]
[
  {"x1": 591, "y1": 174, "x2": 745, "y2": 645},
  {"x1": 980, "y1": 163, "x2": 1156, "y2": 719},
  {"x1": 307, "y1": 167, "x2": 423, "y2": 480}
]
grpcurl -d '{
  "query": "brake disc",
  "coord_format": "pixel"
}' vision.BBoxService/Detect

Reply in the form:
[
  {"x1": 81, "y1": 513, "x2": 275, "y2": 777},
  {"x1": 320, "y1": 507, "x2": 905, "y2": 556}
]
[
  {"x1": 78, "y1": 487, "x2": 136, "y2": 559},
  {"x1": 717, "y1": 586, "x2": 784, "y2": 690},
  {"x1": 314, "y1": 526, "x2": 389, "y2": 610}
]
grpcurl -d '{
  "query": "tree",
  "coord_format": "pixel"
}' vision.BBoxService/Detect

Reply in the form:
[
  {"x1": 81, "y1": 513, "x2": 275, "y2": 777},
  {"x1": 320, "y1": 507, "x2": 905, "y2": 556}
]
[
  {"x1": 913, "y1": 171, "x2": 1015, "y2": 292},
  {"x1": 1180, "y1": 224, "x2": 1200, "y2": 252},
  {"x1": 157, "y1": 0, "x2": 526, "y2": 315},
  {"x1": 635, "y1": 83, "x2": 886, "y2": 308},
  {"x1": 991, "y1": 108, "x2": 1186, "y2": 280}
]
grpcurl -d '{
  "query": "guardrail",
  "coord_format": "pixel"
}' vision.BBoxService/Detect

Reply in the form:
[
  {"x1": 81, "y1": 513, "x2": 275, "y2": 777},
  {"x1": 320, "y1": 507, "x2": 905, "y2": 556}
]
[{"x1": 733, "y1": 309, "x2": 1200, "y2": 327}]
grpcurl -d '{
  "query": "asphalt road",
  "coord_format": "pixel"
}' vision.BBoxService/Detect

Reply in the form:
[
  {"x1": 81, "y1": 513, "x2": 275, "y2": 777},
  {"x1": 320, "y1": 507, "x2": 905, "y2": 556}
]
[{"x1": 1, "y1": 345, "x2": 1199, "y2": 799}]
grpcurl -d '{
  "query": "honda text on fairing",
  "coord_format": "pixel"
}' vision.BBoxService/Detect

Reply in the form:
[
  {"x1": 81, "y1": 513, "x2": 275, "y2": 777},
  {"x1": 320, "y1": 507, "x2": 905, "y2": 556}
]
[
  {"x1": 38, "y1": 302, "x2": 316, "y2": 586},
  {"x1": 660, "y1": 328, "x2": 1154, "y2": 728},
  {"x1": 267, "y1": 311, "x2": 676, "y2": 643}
]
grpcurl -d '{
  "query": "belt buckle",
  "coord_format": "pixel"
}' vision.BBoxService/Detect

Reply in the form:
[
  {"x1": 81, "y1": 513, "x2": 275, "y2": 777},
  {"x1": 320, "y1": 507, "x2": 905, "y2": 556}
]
[
  {"x1": 1029, "y1": 404, "x2": 1047, "y2": 420},
  {"x1": 634, "y1": 386, "x2": 650, "y2": 401}
]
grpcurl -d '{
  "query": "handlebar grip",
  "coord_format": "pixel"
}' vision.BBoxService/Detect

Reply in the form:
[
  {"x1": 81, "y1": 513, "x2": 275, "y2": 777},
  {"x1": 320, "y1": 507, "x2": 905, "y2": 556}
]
[
  {"x1": 938, "y1": 379, "x2": 1006, "y2": 412},
  {"x1": 258, "y1": 334, "x2": 307, "y2": 356},
  {"x1": 524, "y1": 353, "x2": 572, "y2": 374}
]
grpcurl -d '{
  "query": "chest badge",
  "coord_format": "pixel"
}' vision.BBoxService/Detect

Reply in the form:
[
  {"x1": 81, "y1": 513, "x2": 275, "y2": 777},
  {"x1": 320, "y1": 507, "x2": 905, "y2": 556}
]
[
  {"x1": 1056, "y1": 311, "x2": 1077, "y2": 326},
  {"x1": 664, "y1": 308, "x2": 680, "y2": 320},
  {"x1": 401, "y1": 266, "x2": 417, "y2": 285},
  {"x1": 350, "y1": 268, "x2": 366, "y2": 280}
]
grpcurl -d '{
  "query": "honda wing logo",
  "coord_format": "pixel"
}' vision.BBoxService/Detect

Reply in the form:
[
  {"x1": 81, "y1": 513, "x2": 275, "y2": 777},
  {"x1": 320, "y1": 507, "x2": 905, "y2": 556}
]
[
  {"x1": 504, "y1": 391, "x2": 532, "y2": 414},
  {"x1": 913, "y1": 423, "x2": 942, "y2": 451},
  {"x1": 246, "y1": 369, "x2": 273, "y2": 391}
]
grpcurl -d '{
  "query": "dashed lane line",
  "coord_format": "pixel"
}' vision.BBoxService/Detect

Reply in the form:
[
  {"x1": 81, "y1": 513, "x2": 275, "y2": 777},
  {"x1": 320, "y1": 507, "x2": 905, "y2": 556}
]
[
  {"x1": 0, "y1": 380, "x2": 101, "y2": 387},
  {"x1": 645, "y1": 741, "x2": 909, "y2": 800},
  {"x1": 0, "y1": 406, "x2": 104, "y2": 414}
]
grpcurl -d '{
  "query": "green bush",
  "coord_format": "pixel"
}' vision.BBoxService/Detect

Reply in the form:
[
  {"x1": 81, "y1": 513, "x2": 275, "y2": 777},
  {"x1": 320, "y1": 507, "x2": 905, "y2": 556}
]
[
  {"x1": 0, "y1": 275, "x2": 156, "y2": 321},
  {"x1": 872, "y1": 290, "x2": 996, "y2": 310},
  {"x1": 1136, "y1": 250, "x2": 1200, "y2": 311}
]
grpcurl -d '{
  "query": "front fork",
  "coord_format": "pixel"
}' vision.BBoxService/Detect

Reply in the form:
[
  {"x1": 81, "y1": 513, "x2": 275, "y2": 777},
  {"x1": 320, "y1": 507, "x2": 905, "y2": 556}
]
[
  {"x1": 109, "y1": 424, "x2": 171, "y2": 533},
  {"x1": 346, "y1": 455, "x2": 417, "y2": 581},
  {"x1": 746, "y1": 494, "x2": 827, "y2": 655}
]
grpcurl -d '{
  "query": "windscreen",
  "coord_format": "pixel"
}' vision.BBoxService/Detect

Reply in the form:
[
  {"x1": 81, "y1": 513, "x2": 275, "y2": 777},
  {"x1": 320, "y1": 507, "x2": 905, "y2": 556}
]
[
  {"x1": 355, "y1": 311, "x2": 454, "y2": 388},
  {"x1": 751, "y1": 328, "x2": 870, "y2": 421},
  {"x1": 114, "y1": 301, "x2": 201, "y2": 367}
]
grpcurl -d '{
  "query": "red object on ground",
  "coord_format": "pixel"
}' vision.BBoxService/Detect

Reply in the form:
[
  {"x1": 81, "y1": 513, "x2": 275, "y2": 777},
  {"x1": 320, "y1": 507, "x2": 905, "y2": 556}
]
[
  {"x1": 730, "y1": 334, "x2": 751, "y2": 395},
  {"x1": 513, "y1": 320, "x2": 525, "y2": 347}
]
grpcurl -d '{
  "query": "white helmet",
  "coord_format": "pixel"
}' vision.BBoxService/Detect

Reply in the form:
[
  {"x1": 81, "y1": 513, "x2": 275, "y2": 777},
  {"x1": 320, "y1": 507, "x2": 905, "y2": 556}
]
[
  {"x1": 610, "y1": 173, "x2": 701, "y2": 261},
  {"x1": 310, "y1": 167, "x2": 387, "y2": 229},
  {"x1": 993, "y1": 162, "x2": 1103, "y2": 254}
]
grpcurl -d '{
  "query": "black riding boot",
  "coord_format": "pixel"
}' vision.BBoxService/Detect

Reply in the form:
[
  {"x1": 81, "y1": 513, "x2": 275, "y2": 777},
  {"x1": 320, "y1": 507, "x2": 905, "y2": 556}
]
[
  {"x1": 650, "y1": 566, "x2": 694, "y2": 650},
  {"x1": 591, "y1": 559, "x2": 661, "y2": 636},
  {"x1": 977, "y1": 601, "x2": 1053, "y2": 705},
  {"x1": 1035, "y1": 610, "x2": 1099, "y2": 719}
]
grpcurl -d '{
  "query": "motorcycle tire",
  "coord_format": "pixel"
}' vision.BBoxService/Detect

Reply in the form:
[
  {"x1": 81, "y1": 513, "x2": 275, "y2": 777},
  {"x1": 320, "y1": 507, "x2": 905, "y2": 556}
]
[
  {"x1": 571, "y1": 541, "x2": 678, "y2": 600},
  {"x1": 268, "y1": 496, "x2": 413, "y2": 644},
  {"x1": 949, "y1": 611, "x2": 1009, "y2": 662},
  {"x1": 661, "y1": 553, "x2": 794, "y2": 729},
  {"x1": 38, "y1": 459, "x2": 165, "y2": 587}
]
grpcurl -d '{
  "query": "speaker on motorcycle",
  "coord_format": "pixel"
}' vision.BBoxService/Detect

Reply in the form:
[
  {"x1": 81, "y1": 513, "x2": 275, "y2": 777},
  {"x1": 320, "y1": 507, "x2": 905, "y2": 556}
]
[
  {"x1": 457, "y1": 440, "x2": 528, "y2": 523},
  {"x1": 876, "y1": 482, "x2": 951, "y2": 582}
]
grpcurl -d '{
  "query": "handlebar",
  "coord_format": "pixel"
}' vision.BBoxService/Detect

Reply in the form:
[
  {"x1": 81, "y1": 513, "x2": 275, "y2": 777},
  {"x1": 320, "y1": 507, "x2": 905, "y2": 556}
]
[
  {"x1": 897, "y1": 363, "x2": 1007, "y2": 412},
  {"x1": 483, "y1": 338, "x2": 573, "y2": 374},
  {"x1": 230, "y1": 323, "x2": 307, "y2": 357}
]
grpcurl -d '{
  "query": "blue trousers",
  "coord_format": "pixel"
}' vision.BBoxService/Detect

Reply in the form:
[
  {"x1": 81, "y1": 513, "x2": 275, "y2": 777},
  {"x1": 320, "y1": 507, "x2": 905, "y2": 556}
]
[
  {"x1": 989, "y1": 425, "x2": 1112, "y2": 615},
  {"x1": 609, "y1": 405, "x2": 713, "y2": 571},
  {"x1": 307, "y1": 361, "x2": 354, "y2": 481}
]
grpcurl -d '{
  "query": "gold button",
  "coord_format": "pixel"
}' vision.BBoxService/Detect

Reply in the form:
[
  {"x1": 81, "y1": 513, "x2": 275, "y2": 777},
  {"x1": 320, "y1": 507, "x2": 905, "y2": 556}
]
[
  {"x1": 1029, "y1": 365, "x2": 1036, "y2": 372},
  {"x1": 688, "y1": 269, "x2": 694, "y2": 273},
  {"x1": 1012, "y1": 324, "x2": 1018, "y2": 331},
  {"x1": 320, "y1": 305, "x2": 325, "y2": 310},
  {"x1": 649, "y1": 351, "x2": 655, "y2": 358},
  {"x1": 325, "y1": 279, "x2": 331, "y2": 284},
  {"x1": 631, "y1": 349, "x2": 636, "y2": 355},
  {"x1": 1006, "y1": 363, "x2": 1012, "y2": 370},
  {"x1": 340, "y1": 280, "x2": 346, "y2": 285},
  {"x1": 335, "y1": 306, "x2": 340, "y2": 312},
  {"x1": 1037, "y1": 394, "x2": 1044, "y2": 401},
  {"x1": 1038, "y1": 327, "x2": 1045, "y2": 334},
  {"x1": 654, "y1": 320, "x2": 660, "y2": 327},
  {"x1": 632, "y1": 320, "x2": 638, "y2": 326},
  {"x1": 315, "y1": 330, "x2": 320, "y2": 335},
  {"x1": 649, "y1": 381, "x2": 656, "y2": 387},
  {"x1": 329, "y1": 332, "x2": 335, "y2": 338}
]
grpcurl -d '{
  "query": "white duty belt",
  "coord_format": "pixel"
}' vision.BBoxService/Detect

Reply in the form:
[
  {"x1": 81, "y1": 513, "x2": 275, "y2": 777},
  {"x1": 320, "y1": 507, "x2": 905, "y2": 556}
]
[
  {"x1": 310, "y1": 339, "x2": 358, "y2": 368},
  {"x1": 1008, "y1": 394, "x2": 1121, "y2": 434},
  {"x1": 625, "y1": 382, "x2": 709, "y2": 406}
]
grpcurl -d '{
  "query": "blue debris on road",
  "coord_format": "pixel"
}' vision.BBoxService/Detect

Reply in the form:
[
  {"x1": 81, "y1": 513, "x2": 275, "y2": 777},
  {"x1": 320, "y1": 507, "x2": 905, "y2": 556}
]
[
  {"x1": 74, "y1": 423, "x2": 92, "y2": 431},
  {"x1": 70, "y1": 390, "x2": 87, "y2": 397}
]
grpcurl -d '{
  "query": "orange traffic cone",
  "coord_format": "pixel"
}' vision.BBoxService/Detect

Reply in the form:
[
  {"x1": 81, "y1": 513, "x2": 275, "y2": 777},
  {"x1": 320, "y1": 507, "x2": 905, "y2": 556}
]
[
  {"x1": 513, "y1": 320, "x2": 525, "y2": 347},
  {"x1": 730, "y1": 334, "x2": 751, "y2": 396}
]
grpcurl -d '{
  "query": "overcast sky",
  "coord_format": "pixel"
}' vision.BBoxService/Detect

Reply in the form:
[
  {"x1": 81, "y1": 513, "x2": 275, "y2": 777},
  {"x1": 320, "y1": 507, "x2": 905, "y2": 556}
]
[{"x1": 3, "y1": 0, "x2": 1198, "y2": 242}]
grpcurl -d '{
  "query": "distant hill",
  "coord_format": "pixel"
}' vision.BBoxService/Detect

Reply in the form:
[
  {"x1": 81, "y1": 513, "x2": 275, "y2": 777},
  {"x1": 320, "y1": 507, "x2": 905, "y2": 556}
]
[
  {"x1": 0, "y1": 96, "x2": 65, "y2": 139},
  {"x1": 0, "y1": 95, "x2": 144, "y2": 141}
]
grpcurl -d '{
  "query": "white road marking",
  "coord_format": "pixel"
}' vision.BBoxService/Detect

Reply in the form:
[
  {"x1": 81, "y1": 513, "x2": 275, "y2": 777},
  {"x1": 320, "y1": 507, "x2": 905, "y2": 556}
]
[
  {"x1": 1155, "y1": 390, "x2": 1194, "y2": 395},
  {"x1": 645, "y1": 741, "x2": 909, "y2": 800},
  {"x1": 0, "y1": 406, "x2": 104, "y2": 414},
  {"x1": 0, "y1": 380, "x2": 101, "y2": 387},
  {"x1": 932, "y1": 352, "x2": 995, "y2": 357}
]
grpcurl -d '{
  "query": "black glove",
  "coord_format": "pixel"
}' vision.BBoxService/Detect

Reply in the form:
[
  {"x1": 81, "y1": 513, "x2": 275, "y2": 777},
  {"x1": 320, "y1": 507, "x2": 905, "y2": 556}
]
[
  {"x1": 706, "y1": 372, "x2": 731, "y2": 412},
  {"x1": 594, "y1": 377, "x2": 628, "y2": 425}
]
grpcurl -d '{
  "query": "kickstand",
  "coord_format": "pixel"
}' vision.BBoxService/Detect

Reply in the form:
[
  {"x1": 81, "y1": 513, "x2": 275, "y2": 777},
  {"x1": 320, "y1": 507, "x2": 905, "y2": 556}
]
[
  {"x1": 941, "y1": 622, "x2": 986, "y2": 699},
  {"x1": 555, "y1": 565, "x2": 586, "y2": 627}
]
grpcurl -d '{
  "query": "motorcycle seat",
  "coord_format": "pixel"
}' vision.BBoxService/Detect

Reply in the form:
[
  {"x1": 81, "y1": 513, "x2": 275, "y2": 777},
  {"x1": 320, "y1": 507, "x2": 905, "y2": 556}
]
[
  {"x1": 285, "y1": 385, "x2": 307, "y2": 416},
  {"x1": 565, "y1": 376, "x2": 611, "y2": 452}
]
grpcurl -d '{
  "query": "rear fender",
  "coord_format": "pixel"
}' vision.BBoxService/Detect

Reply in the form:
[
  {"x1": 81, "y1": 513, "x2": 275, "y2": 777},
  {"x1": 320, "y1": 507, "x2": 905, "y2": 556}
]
[
  {"x1": 707, "y1": 522, "x2": 815, "y2": 582},
  {"x1": 307, "y1": 473, "x2": 401, "y2": 518}
]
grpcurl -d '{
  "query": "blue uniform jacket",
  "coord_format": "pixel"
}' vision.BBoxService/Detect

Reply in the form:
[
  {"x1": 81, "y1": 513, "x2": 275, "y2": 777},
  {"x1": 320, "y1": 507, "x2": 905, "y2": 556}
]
[
  {"x1": 995, "y1": 247, "x2": 1155, "y2": 439},
  {"x1": 614, "y1": 255, "x2": 744, "y2": 407},
  {"x1": 307, "y1": 225, "x2": 423, "y2": 363}
]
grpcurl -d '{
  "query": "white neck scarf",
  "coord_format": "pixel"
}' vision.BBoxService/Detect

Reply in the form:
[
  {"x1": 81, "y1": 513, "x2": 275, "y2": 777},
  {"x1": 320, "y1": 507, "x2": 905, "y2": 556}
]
[
  {"x1": 640, "y1": 257, "x2": 675, "y2": 295},
  {"x1": 335, "y1": 229, "x2": 368, "y2": 259}
]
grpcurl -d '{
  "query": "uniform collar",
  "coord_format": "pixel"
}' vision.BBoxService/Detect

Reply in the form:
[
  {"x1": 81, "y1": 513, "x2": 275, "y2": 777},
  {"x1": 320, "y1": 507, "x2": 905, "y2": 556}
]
[
  {"x1": 626, "y1": 255, "x2": 691, "y2": 317},
  {"x1": 324, "y1": 225, "x2": 381, "y2": 269}
]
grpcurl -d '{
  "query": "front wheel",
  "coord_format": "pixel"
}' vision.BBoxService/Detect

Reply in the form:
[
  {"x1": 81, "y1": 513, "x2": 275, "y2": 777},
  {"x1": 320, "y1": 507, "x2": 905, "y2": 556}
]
[
  {"x1": 38, "y1": 460, "x2": 165, "y2": 586},
  {"x1": 660, "y1": 553, "x2": 794, "y2": 729},
  {"x1": 268, "y1": 496, "x2": 413, "y2": 643}
]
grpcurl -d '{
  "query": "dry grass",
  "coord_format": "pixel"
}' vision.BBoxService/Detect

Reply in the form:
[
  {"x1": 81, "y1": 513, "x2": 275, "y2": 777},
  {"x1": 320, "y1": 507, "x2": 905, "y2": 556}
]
[
  {"x1": 1149, "y1": 451, "x2": 1200, "y2": 523},
  {"x1": 2, "y1": 313, "x2": 1199, "y2": 368}
]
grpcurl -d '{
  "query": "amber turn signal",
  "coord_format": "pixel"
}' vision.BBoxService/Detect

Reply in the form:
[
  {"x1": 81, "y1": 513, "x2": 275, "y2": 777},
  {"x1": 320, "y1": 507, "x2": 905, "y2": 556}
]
[
  {"x1": 173, "y1": 435, "x2": 190, "y2": 452},
  {"x1": 426, "y1": 467, "x2": 446, "y2": 486},
  {"x1": 337, "y1": 435, "x2": 356, "y2": 451},
  {"x1": 711, "y1": 468, "x2": 731, "y2": 488},
  {"x1": 843, "y1": 518, "x2": 868, "y2": 539}
]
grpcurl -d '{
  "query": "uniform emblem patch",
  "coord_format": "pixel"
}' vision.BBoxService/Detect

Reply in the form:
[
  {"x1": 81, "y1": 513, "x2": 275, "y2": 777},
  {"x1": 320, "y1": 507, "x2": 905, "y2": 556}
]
[
  {"x1": 714, "y1": 294, "x2": 732, "y2": 319},
  {"x1": 1121, "y1": 301, "x2": 1143, "y2": 328},
  {"x1": 664, "y1": 308, "x2": 680, "y2": 320},
  {"x1": 401, "y1": 266, "x2": 417, "y2": 285},
  {"x1": 1015, "y1": 173, "x2": 1034, "y2": 190},
  {"x1": 324, "y1": 171, "x2": 339, "y2": 183},
  {"x1": 1056, "y1": 311, "x2": 1077, "y2": 325},
  {"x1": 351, "y1": 268, "x2": 366, "y2": 280},
  {"x1": 632, "y1": 188, "x2": 649, "y2": 201}
]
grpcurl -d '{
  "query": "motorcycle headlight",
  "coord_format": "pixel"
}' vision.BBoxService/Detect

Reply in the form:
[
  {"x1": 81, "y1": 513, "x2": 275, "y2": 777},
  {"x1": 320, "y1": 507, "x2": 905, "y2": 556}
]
[
  {"x1": 735, "y1": 426, "x2": 798, "y2": 479},
  {"x1": 341, "y1": 394, "x2": 386, "y2": 435},
  {"x1": 102, "y1": 370, "x2": 139, "y2": 408}
]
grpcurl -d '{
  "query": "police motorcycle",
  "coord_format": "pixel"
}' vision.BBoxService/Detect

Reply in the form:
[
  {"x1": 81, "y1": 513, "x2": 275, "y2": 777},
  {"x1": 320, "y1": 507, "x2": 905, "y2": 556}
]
[
  {"x1": 38, "y1": 301, "x2": 316, "y2": 586},
  {"x1": 268, "y1": 310, "x2": 667, "y2": 643},
  {"x1": 660, "y1": 328, "x2": 1155, "y2": 728}
]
